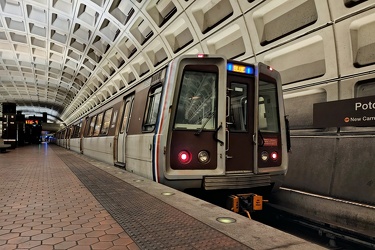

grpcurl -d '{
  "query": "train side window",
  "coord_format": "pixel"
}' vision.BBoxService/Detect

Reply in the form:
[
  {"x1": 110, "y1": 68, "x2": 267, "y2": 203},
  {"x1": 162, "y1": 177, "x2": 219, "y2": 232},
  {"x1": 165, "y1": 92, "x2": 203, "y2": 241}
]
[
  {"x1": 72, "y1": 125, "x2": 77, "y2": 138},
  {"x1": 83, "y1": 117, "x2": 89, "y2": 136},
  {"x1": 89, "y1": 115, "x2": 97, "y2": 136},
  {"x1": 68, "y1": 127, "x2": 73, "y2": 138},
  {"x1": 111, "y1": 110, "x2": 118, "y2": 129},
  {"x1": 70, "y1": 127, "x2": 75, "y2": 138},
  {"x1": 77, "y1": 122, "x2": 81, "y2": 136},
  {"x1": 143, "y1": 86, "x2": 162, "y2": 132},
  {"x1": 74, "y1": 124, "x2": 81, "y2": 138},
  {"x1": 93, "y1": 113, "x2": 103, "y2": 136},
  {"x1": 100, "y1": 108, "x2": 113, "y2": 135},
  {"x1": 120, "y1": 100, "x2": 133, "y2": 133}
]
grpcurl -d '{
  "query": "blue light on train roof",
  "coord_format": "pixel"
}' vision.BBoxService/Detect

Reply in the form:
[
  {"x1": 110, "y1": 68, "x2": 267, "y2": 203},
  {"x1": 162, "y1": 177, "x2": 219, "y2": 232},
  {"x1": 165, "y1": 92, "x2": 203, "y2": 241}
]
[{"x1": 227, "y1": 63, "x2": 254, "y2": 75}]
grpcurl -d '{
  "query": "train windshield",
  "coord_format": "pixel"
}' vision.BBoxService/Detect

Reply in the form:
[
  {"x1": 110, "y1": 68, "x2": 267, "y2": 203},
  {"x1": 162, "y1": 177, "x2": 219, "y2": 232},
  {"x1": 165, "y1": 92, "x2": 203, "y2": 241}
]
[
  {"x1": 259, "y1": 80, "x2": 280, "y2": 133},
  {"x1": 174, "y1": 70, "x2": 217, "y2": 130}
]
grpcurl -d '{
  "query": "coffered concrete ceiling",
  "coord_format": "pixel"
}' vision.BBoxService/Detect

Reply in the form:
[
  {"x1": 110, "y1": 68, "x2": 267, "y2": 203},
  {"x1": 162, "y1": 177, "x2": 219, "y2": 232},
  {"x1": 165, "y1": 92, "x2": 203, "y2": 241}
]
[
  {"x1": 1, "y1": 0, "x2": 374, "y2": 128},
  {"x1": 0, "y1": 0, "x2": 150, "y2": 123}
]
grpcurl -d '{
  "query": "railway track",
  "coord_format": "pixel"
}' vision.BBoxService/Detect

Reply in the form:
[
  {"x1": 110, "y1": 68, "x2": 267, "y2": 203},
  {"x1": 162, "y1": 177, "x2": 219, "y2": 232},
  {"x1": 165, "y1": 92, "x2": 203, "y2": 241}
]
[
  {"x1": 252, "y1": 204, "x2": 374, "y2": 249},
  {"x1": 187, "y1": 187, "x2": 375, "y2": 249},
  {"x1": 251, "y1": 188, "x2": 375, "y2": 249}
]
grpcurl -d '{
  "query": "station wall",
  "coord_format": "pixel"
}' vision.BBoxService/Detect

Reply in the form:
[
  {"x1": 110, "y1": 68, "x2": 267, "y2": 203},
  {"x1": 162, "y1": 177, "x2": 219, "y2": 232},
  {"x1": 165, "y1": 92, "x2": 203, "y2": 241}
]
[
  {"x1": 2, "y1": 0, "x2": 374, "y2": 204},
  {"x1": 251, "y1": 0, "x2": 375, "y2": 205}
]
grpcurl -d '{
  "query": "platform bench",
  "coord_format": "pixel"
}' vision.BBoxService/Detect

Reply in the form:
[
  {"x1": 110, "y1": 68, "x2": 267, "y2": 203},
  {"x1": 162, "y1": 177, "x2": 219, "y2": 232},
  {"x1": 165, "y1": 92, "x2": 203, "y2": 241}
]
[{"x1": 0, "y1": 139, "x2": 11, "y2": 152}]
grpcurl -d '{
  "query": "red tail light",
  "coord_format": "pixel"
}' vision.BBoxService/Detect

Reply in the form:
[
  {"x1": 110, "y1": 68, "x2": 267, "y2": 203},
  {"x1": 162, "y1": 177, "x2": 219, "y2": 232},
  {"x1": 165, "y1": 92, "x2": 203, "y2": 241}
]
[
  {"x1": 271, "y1": 151, "x2": 278, "y2": 161},
  {"x1": 178, "y1": 150, "x2": 191, "y2": 164}
]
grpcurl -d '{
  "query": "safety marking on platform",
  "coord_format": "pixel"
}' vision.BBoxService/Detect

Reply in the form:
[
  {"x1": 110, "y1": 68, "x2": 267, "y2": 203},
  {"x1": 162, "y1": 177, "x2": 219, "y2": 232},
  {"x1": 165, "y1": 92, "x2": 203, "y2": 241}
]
[{"x1": 53, "y1": 147, "x2": 251, "y2": 250}]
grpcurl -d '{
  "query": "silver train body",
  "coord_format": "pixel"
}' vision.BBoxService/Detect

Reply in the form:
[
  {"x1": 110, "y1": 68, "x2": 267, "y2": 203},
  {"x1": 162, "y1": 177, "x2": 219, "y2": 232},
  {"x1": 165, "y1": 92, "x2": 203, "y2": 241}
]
[{"x1": 56, "y1": 54, "x2": 289, "y2": 192}]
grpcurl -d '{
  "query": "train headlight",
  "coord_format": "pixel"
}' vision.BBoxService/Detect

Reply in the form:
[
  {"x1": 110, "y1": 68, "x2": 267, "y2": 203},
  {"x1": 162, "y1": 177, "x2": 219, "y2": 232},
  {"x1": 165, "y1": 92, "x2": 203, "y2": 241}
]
[
  {"x1": 261, "y1": 151, "x2": 269, "y2": 161},
  {"x1": 198, "y1": 150, "x2": 210, "y2": 164},
  {"x1": 271, "y1": 151, "x2": 278, "y2": 161},
  {"x1": 178, "y1": 150, "x2": 192, "y2": 164}
]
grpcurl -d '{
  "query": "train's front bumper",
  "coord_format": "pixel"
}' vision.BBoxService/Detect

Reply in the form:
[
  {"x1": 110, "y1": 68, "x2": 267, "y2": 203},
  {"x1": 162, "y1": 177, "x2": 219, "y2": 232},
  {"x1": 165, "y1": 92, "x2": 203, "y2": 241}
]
[{"x1": 203, "y1": 173, "x2": 272, "y2": 190}]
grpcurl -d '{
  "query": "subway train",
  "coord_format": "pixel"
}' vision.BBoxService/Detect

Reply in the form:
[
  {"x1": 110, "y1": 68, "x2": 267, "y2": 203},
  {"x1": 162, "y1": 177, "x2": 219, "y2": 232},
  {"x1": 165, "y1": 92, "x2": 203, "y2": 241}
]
[{"x1": 56, "y1": 54, "x2": 290, "y2": 193}]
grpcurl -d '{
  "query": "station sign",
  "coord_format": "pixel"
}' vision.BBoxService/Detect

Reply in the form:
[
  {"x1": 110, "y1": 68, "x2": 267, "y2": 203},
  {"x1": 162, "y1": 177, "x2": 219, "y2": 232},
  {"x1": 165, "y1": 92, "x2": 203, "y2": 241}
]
[
  {"x1": 313, "y1": 96, "x2": 375, "y2": 127},
  {"x1": 25, "y1": 119, "x2": 39, "y2": 125}
]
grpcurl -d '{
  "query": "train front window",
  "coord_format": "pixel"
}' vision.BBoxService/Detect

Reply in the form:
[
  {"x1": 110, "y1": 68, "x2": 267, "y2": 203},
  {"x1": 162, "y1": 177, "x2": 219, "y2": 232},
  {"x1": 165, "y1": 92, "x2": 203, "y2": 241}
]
[
  {"x1": 174, "y1": 70, "x2": 217, "y2": 130},
  {"x1": 259, "y1": 81, "x2": 279, "y2": 133}
]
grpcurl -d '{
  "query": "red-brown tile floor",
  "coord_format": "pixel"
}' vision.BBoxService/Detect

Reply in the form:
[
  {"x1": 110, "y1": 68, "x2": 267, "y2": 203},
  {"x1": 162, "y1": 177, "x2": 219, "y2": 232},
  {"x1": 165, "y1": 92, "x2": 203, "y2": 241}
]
[{"x1": 0, "y1": 144, "x2": 139, "y2": 250}]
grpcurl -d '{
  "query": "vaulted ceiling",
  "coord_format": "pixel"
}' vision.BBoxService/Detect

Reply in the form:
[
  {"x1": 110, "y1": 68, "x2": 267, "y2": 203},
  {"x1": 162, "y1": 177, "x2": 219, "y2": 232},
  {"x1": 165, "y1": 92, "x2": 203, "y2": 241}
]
[
  {"x1": 2, "y1": 0, "x2": 249, "y2": 126},
  {"x1": 1, "y1": 0, "x2": 372, "y2": 128},
  {"x1": 0, "y1": 0, "x2": 180, "y2": 124}
]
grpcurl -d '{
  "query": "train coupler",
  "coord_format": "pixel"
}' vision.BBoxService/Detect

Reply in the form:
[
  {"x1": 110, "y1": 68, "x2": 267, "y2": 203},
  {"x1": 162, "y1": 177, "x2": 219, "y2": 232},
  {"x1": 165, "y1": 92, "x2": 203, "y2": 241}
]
[{"x1": 226, "y1": 193, "x2": 265, "y2": 218}]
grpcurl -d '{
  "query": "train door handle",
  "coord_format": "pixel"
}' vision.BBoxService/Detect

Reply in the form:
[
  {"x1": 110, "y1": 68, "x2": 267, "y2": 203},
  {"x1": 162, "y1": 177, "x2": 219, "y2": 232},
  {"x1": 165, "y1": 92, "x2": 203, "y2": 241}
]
[
  {"x1": 225, "y1": 129, "x2": 229, "y2": 151},
  {"x1": 226, "y1": 96, "x2": 230, "y2": 118}
]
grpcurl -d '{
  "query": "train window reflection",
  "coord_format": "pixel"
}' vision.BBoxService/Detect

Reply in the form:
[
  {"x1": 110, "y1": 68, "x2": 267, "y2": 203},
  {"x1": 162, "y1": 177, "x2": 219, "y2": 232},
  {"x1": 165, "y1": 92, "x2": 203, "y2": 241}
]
[
  {"x1": 259, "y1": 81, "x2": 279, "y2": 132},
  {"x1": 229, "y1": 83, "x2": 247, "y2": 132},
  {"x1": 121, "y1": 100, "x2": 132, "y2": 133},
  {"x1": 89, "y1": 115, "x2": 96, "y2": 136},
  {"x1": 77, "y1": 123, "x2": 81, "y2": 137},
  {"x1": 72, "y1": 123, "x2": 81, "y2": 138},
  {"x1": 93, "y1": 113, "x2": 103, "y2": 136},
  {"x1": 174, "y1": 70, "x2": 217, "y2": 130},
  {"x1": 111, "y1": 110, "x2": 118, "y2": 129},
  {"x1": 143, "y1": 86, "x2": 162, "y2": 132},
  {"x1": 100, "y1": 108, "x2": 113, "y2": 135}
]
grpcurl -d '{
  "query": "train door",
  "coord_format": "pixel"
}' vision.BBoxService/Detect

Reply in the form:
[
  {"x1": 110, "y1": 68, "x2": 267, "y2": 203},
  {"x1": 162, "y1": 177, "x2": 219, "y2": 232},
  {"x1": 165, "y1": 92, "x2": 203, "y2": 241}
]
[
  {"x1": 67, "y1": 126, "x2": 72, "y2": 149},
  {"x1": 115, "y1": 94, "x2": 134, "y2": 167},
  {"x1": 63, "y1": 129, "x2": 67, "y2": 148},
  {"x1": 226, "y1": 70, "x2": 255, "y2": 172},
  {"x1": 68, "y1": 127, "x2": 70, "y2": 149},
  {"x1": 65, "y1": 128, "x2": 69, "y2": 149},
  {"x1": 80, "y1": 118, "x2": 88, "y2": 153}
]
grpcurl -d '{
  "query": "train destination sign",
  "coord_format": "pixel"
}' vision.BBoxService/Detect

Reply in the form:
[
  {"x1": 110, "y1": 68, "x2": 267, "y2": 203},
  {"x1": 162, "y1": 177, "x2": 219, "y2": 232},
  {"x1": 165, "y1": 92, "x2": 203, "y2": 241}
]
[
  {"x1": 313, "y1": 95, "x2": 375, "y2": 127},
  {"x1": 227, "y1": 63, "x2": 254, "y2": 75}
]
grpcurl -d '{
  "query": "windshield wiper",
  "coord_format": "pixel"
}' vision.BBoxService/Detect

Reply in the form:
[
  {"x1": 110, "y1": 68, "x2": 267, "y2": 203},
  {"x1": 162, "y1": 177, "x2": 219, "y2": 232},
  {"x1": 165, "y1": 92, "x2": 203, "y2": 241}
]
[{"x1": 195, "y1": 112, "x2": 215, "y2": 136}]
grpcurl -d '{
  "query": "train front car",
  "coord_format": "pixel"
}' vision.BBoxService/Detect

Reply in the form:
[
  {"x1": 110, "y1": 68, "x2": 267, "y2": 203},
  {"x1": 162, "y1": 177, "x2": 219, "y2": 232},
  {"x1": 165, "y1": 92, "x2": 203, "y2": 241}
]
[{"x1": 155, "y1": 55, "x2": 288, "y2": 193}]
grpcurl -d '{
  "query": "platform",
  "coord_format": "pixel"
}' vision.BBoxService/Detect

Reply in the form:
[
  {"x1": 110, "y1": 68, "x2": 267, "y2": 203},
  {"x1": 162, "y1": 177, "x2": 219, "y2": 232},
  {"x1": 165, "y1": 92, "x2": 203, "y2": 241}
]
[{"x1": 0, "y1": 144, "x2": 326, "y2": 250}]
